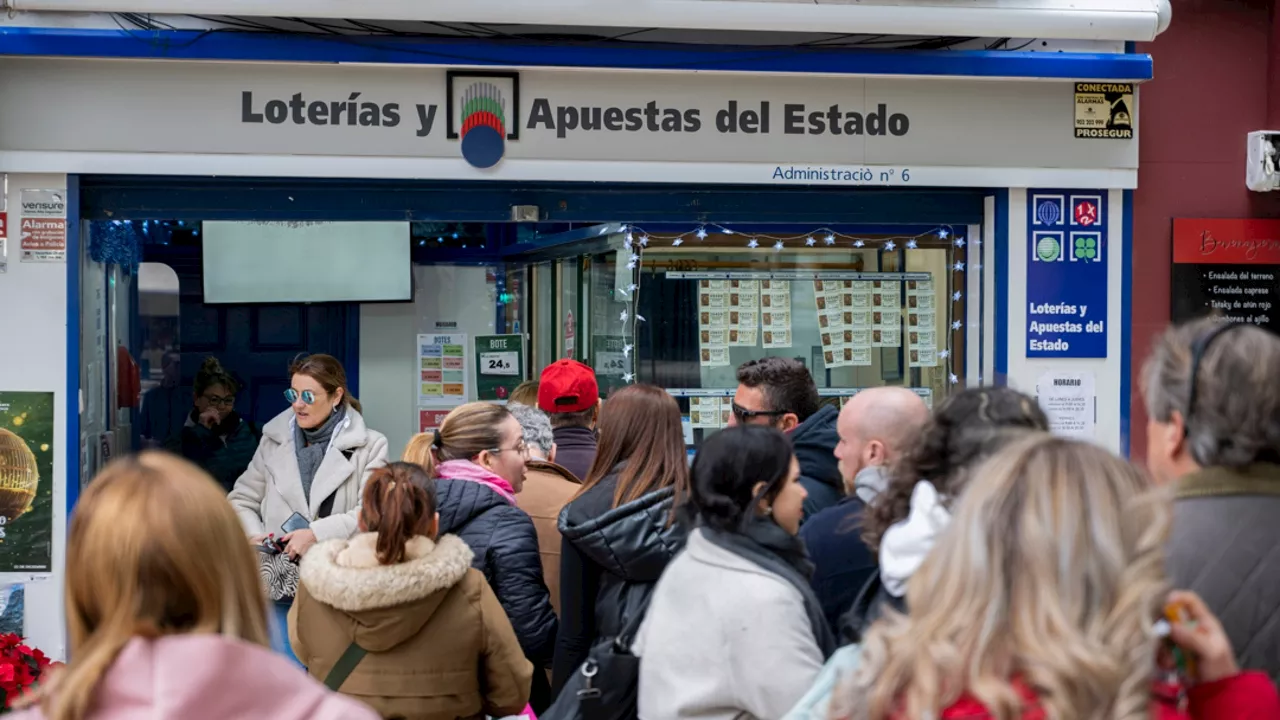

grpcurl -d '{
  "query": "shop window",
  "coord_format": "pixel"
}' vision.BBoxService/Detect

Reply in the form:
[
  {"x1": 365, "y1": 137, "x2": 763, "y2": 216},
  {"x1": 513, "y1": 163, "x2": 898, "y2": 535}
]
[{"x1": 571, "y1": 227, "x2": 967, "y2": 443}]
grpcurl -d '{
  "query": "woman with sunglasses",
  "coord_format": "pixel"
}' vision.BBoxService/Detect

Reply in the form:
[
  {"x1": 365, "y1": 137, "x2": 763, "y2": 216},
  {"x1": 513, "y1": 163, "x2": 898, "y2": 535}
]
[
  {"x1": 402, "y1": 402, "x2": 558, "y2": 713},
  {"x1": 229, "y1": 354, "x2": 389, "y2": 664},
  {"x1": 164, "y1": 356, "x2": 260, "y2": 492}
]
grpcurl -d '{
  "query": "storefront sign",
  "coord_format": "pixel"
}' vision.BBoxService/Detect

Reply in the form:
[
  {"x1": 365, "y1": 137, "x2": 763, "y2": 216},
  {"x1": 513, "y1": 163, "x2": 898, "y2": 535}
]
[
  {"x1": 1171, "y1": 219, "x2": 1280, "y2": 330},
  {"x1": 17, "y1": 189, "x2": 66, "y2": 263},
  {"x1": 0, "y1": 391, "x2": 54, "y2": 574},
  {"x1": 1025, "y1": 190, "x2": 1109, "y2": 358},
  {"x1": 1073, "y1": 83, "x2": 1134, "y2": 140},
  {"x1": 0, "y1": 58, "x2": 1138, "y2": 188},
  {"x1": 417, "y1": 333, "x2": 468, "y2": 407},
  {"x1": 1035, "y1": 370, "x2": 1097, "y2": 439},
  {"x1": 474, "y1": 334, "x2": 525, "y2": 401}
]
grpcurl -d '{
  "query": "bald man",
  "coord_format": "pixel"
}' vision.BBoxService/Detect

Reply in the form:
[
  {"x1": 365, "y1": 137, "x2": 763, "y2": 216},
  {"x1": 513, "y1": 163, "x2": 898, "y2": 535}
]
[{"x1": 800, "y1": 387, "x2": 929, "y2": 631}]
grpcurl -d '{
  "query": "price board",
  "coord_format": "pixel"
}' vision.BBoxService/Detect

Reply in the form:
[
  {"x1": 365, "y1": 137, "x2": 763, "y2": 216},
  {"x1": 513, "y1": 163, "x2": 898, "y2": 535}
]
[{"x1": 474, "y1": 334, "x2": 525, "y2": 401}]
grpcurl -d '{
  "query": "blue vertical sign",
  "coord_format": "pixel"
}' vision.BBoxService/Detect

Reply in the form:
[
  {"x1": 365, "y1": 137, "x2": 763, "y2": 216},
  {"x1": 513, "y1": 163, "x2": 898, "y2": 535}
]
[{"x1": 1026, "y1": 190, "x2": 1108, "y2": 358}]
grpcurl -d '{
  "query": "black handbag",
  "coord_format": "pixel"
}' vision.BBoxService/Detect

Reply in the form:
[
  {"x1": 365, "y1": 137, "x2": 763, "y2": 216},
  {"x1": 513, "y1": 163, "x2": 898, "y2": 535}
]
[{"x1": 542, "y1": 597, "x2": 651, "y2": 720}]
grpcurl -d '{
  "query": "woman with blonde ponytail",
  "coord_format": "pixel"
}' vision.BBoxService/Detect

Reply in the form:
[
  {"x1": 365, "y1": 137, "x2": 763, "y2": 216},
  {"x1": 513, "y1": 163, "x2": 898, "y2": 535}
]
[
  {"x1": 290, "y1": 462, "x2": 532, "y2": 720},
  {"x1": 13, "y1": 452, "x2": 377, "y2": 720}
]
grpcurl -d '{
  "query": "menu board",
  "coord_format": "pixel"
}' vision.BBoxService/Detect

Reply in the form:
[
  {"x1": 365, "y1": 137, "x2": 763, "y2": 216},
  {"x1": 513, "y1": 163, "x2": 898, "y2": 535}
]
[
  {"x1": 417, "y1": 333, "x2": 468, "y2": 407},
  {"x1": 1172, "y1": 219, "x2": 1280, "y2": 331}
]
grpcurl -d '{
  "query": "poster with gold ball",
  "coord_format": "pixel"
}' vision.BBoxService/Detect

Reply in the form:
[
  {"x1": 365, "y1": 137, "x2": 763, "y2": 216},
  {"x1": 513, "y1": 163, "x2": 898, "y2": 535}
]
[{"x1": 0, "y1": 392, "x2": 53, "y2": 573}]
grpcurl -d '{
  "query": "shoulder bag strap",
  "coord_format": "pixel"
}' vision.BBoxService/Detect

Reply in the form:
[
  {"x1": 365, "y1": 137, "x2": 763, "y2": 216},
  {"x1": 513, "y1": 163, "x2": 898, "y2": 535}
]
[{"x1": 323, "y1": 641, "x2": 368, "y2": 691}]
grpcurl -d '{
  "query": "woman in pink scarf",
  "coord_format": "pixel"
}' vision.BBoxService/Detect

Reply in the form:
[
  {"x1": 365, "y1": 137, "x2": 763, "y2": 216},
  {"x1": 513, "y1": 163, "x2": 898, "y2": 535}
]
[{"x1": 403, "y1": 403, "x2": 557, "y2": 714}]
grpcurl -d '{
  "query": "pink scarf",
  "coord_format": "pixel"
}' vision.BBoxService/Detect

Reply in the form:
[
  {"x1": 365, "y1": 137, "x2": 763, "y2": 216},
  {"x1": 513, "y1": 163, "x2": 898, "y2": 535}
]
[{"x1": 436, "y1": 460, "x2": 518, "y2": 505}]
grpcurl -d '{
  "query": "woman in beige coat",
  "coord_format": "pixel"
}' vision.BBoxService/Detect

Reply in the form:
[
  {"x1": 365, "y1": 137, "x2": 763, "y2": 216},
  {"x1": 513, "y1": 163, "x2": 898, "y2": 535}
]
[
  {"x1": 290, "y1": 462, "x2": 532, "y2": 719},
  {"x1": 228, "y1": 354, "x2": 388, "y2": 664}
]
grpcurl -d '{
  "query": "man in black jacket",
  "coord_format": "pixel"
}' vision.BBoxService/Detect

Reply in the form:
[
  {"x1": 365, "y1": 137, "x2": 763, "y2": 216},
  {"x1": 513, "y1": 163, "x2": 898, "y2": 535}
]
[
  {"x1": 537, "y1": 359, "x2": 600, "y2": 483},
  {"x1": 730, "y1": 357, "x2": 841, "y2": 520}
]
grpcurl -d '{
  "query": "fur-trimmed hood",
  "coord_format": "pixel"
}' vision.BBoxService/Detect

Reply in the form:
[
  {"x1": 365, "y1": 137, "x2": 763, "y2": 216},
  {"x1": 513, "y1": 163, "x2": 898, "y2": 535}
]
[{"x1": 298, "y1": 532, "x2": 474, "y2": 652}]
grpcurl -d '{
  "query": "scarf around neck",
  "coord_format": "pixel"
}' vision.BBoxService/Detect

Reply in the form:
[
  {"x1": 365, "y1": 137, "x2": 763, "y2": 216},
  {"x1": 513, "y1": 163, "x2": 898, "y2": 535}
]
[
  {"x1": 702, "y1": 516, "x2": 837, "y2": 658},
  {"x1": 293, "y1": 405, "x2": 346, "y2": 504},
  {"x1": 436, "y1": 459, "x2": 518, "y2": 504}
]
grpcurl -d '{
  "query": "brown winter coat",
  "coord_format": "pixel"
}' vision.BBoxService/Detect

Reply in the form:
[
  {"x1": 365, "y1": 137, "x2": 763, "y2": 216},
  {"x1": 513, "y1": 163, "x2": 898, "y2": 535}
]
[
  {"x1": 289, "y1": 532, "x2": 533, "y2": 720},
  {"x1": 516, "y1": 459, "x2": 581, "y2": 616}
]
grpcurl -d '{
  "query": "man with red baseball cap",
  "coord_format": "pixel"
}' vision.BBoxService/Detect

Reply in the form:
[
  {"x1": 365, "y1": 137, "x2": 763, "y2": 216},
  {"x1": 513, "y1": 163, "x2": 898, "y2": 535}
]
[{"x1": 537, "y1": 359, "x2": 601, "y2": 483}]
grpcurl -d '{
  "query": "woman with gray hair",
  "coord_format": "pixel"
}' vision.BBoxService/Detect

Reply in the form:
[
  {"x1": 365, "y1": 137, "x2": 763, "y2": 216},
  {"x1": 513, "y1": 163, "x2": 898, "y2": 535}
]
[
  {"x1": 1142, "y1": 317, "x2": 1280, "y2": 685},
  {"x1": 508, "y1": 403, "x2": 581, "y2": 616}
]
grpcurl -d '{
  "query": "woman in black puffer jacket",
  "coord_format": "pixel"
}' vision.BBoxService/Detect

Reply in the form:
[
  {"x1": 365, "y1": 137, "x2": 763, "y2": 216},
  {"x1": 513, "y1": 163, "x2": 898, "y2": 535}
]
[
  {"x1": 403, "y1": 403, "x2": 557, "y2": 712},
  {"x1": 552, "y1": 385, "x2": 690, "y2": 692}
]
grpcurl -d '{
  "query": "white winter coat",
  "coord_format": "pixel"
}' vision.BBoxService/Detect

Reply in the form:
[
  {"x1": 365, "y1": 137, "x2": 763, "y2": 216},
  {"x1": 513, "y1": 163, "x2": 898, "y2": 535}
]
[
  {"x1": 634, "y1": 529, "x2": 825, "y2": 720},
  {"x1": 228, "y1": 407, "x2": 389, "y2": 543}
]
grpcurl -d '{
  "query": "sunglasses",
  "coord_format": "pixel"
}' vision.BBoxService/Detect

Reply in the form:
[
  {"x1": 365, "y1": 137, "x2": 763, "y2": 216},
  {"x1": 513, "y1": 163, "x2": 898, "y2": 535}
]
[
  {"x1": 730, "y1": 402, "x2": 790, "y2": 423},
  {"x1": 284, "y1": 389, "x2": 317, "y2": 405}
]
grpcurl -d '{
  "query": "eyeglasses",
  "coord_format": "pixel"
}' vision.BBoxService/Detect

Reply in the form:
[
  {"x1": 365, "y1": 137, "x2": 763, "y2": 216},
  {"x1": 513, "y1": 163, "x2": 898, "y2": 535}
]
[
  {"x1": 488, "y1": 439, "x2": 530, "y2": 458},
  {"x1": 730, "y1": 402, "x2": 790, "y2": 423},
  {"x1": 201, "y1": 394, "x2": 236, "y2": 408},
  {"x1": 284, "y1": 389, "x2": 317, "y2": 405}
]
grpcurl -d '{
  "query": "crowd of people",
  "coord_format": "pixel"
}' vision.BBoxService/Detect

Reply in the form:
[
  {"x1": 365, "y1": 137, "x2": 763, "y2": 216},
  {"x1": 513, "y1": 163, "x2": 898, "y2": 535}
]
[{"x1": 21, "y1": 316, "x2": 1280, "y2": 719}]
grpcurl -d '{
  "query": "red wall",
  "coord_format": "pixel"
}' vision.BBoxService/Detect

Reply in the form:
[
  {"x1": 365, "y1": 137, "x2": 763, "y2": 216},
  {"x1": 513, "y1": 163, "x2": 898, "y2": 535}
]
[{"x1": 1132, "y1": 0, "x2": 1280, "y2": 459}]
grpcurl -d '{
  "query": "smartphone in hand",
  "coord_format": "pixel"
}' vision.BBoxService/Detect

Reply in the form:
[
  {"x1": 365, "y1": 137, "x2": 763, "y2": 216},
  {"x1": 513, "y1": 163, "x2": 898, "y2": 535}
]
[{"x1": 281, "y1": 512, "x2": 311, "y2": 535}]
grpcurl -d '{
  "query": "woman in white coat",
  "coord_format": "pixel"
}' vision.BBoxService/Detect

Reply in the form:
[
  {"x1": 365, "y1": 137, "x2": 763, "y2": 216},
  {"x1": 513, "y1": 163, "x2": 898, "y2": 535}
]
[
  {"x1": 229, "y1": 353, "x2": 388, "y2": 664},
  {"x1": 635, "y1": 425, "x2": 836, "y2": 720}
]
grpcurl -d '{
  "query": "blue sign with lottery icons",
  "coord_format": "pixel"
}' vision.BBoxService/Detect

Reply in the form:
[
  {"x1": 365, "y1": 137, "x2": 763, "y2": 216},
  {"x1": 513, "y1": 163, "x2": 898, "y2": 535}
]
[{"x1": 1025, "y1": 190, "x2": 1108, "y2": 358}]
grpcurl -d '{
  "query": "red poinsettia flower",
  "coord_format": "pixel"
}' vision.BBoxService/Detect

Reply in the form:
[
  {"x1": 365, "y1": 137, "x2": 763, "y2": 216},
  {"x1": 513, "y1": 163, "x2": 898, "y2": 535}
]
[{"x1": 0, "y1": 661, "x2": 16, "y2": 685}]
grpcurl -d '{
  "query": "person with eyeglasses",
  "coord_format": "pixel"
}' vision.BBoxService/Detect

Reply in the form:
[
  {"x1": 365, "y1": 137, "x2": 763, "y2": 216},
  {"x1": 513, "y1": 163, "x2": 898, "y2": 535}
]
[
  {"x1": 1143, "y1": 317, "x2": 1280, "y2": 685},
  {"x1": 164, "y1": 356, "x2": 261, "y2": 493},
  {"x1": 228, "y1": 353, "x2": 389, "y2": 665},
  {"x1": 730, "y1": 357, "x2": 842, "y2": 521},
  {"x1": 401, "y1": 402, "x2": 559, "y2": 713}
]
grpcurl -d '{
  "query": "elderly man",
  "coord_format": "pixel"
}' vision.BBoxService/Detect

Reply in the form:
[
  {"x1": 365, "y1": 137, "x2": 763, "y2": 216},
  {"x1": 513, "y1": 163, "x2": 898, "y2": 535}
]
[
  {"x1": 1143, "y1": 318, "x2": 1280, "y2": 685},
  {"x1": 508, "y1": 403, "x2": 581, "y2": 616},
  {"x1": 800, "y1": 387, "x2": 929, "y2": 632}
]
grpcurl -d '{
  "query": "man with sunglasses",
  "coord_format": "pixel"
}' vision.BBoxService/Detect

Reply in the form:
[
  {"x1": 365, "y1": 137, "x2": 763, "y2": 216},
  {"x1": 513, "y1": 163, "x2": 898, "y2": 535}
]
[{"x1": 730, "y1": 357, "x2": 841, "y2": 521}]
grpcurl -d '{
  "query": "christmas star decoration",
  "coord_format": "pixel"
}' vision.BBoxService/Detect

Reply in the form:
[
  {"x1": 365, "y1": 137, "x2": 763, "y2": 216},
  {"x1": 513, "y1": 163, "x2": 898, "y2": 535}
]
[
  {"x1": 805, "y1": 237, "x2": 816, "y2": 247},
  {"x1": 639, "y1": 235, "x2": 650, "y2": 247},
  {"x1": 696, "y1": 227, "x2": 708, "y2": 240},
  {"x1": 773, "y1": 240, "x2": 785, "y2": 252},
  {"x1": 949, "y1": 373, "x2": 960, "y2": 385},
  {"x1": 620, "y1": 310, "x2": 629, "y2": 322},
  {"x1": 854, "y1": 240, "x2": 865, "y2": 248},
  {"x1": 636, "y1": 314, "x2": 646, "y2": 323},
  {"x1": 625, "y1": 233, "x2": 634, "y2": 245},
  {"x1": 627, "y1": 283, "x2": 638, "y2": 293},
  {"x1": 747, "y1": 238, "x2": 759, "y2": 249},
  {"x1": 622, "y1": 344, "x2": 633, "y2": 357},
  {"x1": 824, "y1": 234, "x2": 836, "y2": 246},
  {"x1": 626, "y1": 259, "x2": 637, "y2": 270},
  {"x1": 885, "y1": 240, "x2": 897, "y2": 251},
  {"x1": 622, "y1": 372, "x2": 635, "y2": 383},
  {"x1": 953, "y1": 291, "x2": 963, "y2": 301},
  {"x1": 672, "y1": 238, "x2": 684, "y2": 246},
  {"x1": 952, "y1": 320, "x2": 963, "y2": 330},
  {"x1": 956, "y1": 238, "x2": 967, "y2": 247},
  {"x1": 939, "y1": 228, "x2": 950, "y2": 239},
  {"x1": 939, "y1": 349, "x2": 951, "y2": 359},
  {"x1": 954, "y1": 262, "x2": 965, "y2": 271},
  {"x1": 722, "y1": 228, "x2": 735, "y2": 235},
  {"x1": 906, "y1": 239, "x2": 918, "y2": 250}
]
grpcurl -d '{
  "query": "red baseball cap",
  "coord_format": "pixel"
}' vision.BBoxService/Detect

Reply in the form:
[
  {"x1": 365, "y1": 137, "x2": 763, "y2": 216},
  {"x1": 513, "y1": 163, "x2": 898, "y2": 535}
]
[{"x1": 538, "y1": 359, "x2": 599, "y2": 414}]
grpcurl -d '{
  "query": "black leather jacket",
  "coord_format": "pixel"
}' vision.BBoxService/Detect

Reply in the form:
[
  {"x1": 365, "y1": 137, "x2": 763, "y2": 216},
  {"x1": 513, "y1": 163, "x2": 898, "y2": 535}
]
[{"x1": 552, "y1": 472, "x2": 686, "y2": 689}]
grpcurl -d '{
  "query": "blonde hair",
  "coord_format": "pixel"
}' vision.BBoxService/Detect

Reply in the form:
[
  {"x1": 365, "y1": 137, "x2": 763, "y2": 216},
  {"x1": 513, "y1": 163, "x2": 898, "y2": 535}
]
[
  {"x1": 509, "y1": 381, "x2": 540, "y2": 408},
  {"x1": 43, "y1": 452, "x2": 270, "y2": 720},
  {"x1": 401, "y1": 402, "x2": 512, "y2": 477},
  {"x1": 837, "y1": 434, "x2": 1170, "y2": 720}
]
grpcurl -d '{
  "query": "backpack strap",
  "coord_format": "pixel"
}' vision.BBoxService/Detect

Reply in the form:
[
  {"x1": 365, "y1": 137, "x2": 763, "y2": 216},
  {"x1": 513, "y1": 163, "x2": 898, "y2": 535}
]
[
  {"x1": 323, "y1": 641, "x2": 367, "y2": 691},
  {"x1": 315, "y1": 450, "x2": 357, "y2": 520}
]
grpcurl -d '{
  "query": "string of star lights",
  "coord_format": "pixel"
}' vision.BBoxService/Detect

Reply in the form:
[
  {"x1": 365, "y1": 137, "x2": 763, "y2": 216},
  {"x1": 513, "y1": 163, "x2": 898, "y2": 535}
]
[{"x1": 616, "y1": 223, "x2": 978, "y2": 387}]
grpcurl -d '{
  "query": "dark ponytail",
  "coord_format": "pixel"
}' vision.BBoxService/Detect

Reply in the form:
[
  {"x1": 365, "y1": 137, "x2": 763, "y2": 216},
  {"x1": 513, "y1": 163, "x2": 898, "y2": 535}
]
[{"x1": 360, "y1": 462, "x2": 437, "y2": 565}]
